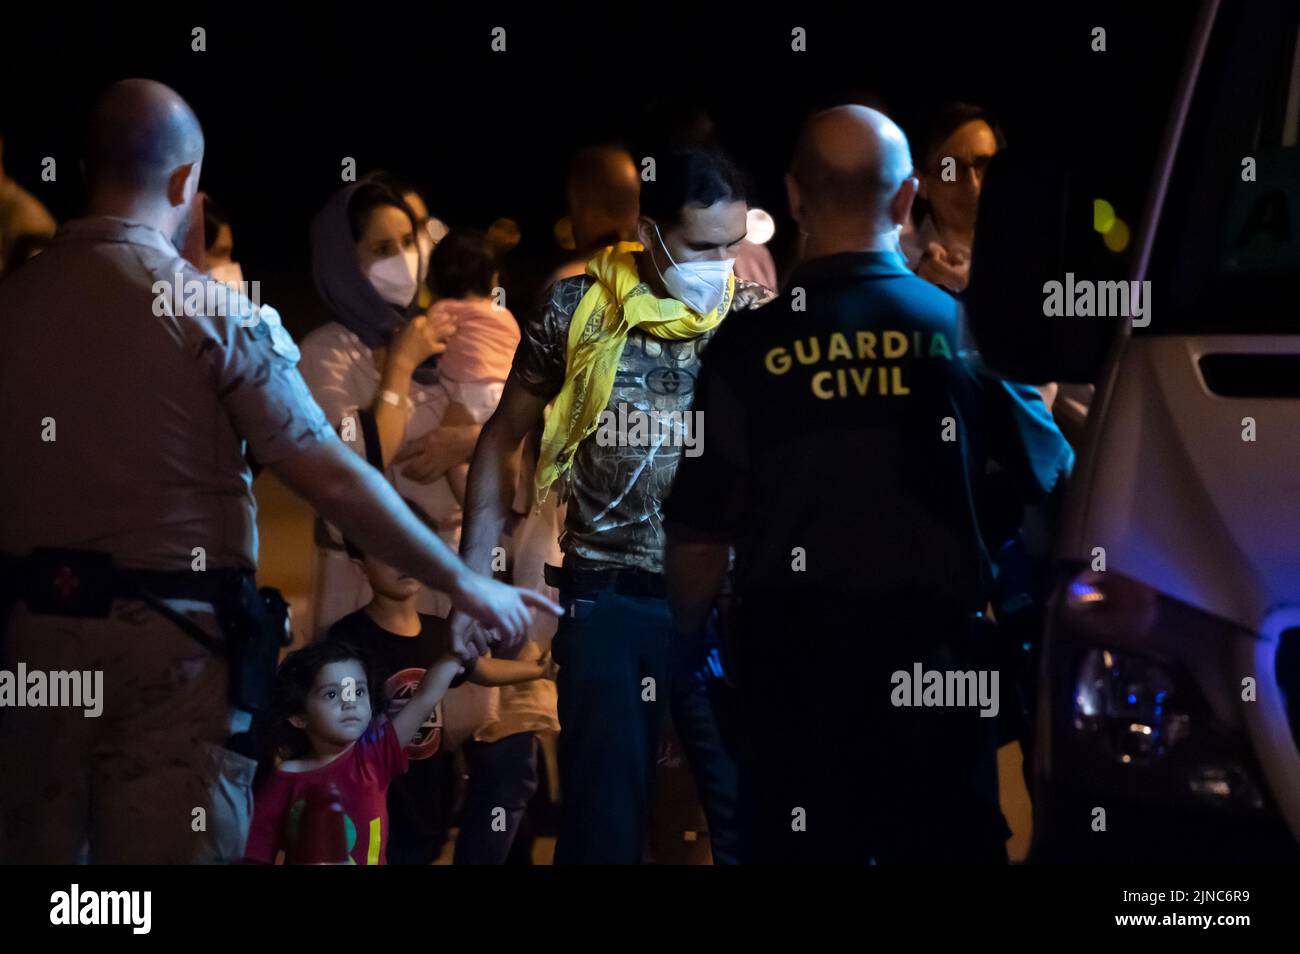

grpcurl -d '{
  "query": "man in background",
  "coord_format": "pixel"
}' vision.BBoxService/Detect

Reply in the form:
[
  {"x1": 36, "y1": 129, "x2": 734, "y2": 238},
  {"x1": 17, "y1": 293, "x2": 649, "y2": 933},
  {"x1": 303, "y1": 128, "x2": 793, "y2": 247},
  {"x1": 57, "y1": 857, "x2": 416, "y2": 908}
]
[{"x1": 543, "y1": 143, "x2": 641, "y2": 289}]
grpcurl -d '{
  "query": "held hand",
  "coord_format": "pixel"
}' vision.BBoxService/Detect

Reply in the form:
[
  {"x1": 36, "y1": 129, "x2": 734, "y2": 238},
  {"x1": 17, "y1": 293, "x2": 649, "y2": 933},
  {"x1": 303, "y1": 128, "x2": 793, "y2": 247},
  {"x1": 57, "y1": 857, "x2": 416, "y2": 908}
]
[
  {"x1": 915, "y1": 242, "x2": 969, "y2": 293},
  {"x1": 449, "y1": 570, "x2": 563, "y2": 652},
  {"x1": 448, "y1": 609, "x2": 491, "y2": 661},
  {"x1": 421, "y1": 302, "x2": 460, "y2": 348}
]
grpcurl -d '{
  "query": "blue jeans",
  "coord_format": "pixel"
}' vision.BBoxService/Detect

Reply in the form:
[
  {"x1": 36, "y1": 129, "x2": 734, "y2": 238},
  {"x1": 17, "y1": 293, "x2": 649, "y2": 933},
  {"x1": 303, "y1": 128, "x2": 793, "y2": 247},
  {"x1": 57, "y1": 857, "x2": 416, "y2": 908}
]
[
  {"x1": 552, "y1": 589, "x2": 738, "y2": 864},
  {"x1": 669, "y1": 636, "x2": 740, "y2": 865}
]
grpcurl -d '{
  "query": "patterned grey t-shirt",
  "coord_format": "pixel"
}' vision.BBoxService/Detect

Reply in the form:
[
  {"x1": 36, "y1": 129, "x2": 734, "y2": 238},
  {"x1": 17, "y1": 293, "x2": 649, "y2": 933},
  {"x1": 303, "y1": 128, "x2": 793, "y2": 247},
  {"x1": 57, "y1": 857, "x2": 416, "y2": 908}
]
[{"x1": 512, "y1": 273, "x2": 774, "y2": 573}]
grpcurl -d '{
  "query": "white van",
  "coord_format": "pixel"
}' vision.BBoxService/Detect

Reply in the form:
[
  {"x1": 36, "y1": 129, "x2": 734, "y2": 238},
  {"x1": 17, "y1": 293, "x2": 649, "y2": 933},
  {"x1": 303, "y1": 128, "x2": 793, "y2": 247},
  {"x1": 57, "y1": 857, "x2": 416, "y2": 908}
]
[{"x1": 968, "y1": 0, "x2": 1300, "y2": 861}]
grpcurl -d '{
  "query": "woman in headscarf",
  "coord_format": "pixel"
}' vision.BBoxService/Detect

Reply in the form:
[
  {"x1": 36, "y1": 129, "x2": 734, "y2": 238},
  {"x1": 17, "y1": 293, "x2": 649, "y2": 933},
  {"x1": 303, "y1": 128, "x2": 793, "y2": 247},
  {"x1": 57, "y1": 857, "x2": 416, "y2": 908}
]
[{"x1": 299, "y1": 179, "x2": 473, "y2": 624}]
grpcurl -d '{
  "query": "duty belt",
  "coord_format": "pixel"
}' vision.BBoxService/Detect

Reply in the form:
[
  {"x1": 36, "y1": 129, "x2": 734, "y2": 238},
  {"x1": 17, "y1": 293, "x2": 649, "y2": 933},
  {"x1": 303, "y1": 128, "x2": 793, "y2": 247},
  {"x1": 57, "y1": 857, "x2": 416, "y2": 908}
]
[
  {"x1": 1, "y1": 548, "x2": 251, "y2": 656},
  {"x1": 2, "y1": 547, "x2": 290, "y2": 717}
]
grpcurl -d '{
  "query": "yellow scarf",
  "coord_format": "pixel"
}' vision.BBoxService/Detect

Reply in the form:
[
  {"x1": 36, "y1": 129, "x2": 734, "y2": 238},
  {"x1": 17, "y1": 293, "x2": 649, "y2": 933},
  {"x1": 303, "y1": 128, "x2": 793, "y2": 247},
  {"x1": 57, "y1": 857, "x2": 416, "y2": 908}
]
[{"x1": 534, "y1": 241, "x2": 735, "y2": 505}]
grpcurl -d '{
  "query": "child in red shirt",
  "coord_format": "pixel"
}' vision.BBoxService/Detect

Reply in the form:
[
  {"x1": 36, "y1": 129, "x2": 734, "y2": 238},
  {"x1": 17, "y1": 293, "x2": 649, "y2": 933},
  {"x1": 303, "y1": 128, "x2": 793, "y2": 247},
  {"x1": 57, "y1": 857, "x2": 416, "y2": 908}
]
[{"x1": 244, "y1": 639, "x2": 463, "y2": 865}]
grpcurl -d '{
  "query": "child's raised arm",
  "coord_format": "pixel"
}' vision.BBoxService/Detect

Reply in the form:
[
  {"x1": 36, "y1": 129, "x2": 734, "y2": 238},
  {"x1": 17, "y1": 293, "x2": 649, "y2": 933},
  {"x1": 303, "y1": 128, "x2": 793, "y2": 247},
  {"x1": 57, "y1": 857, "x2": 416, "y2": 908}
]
[
  {"x1": 467, "y1": 652, "x2": 550, "y2": 687},
  {"x1": 390, "y1": 655, "x2": 464, "y2": 749}
]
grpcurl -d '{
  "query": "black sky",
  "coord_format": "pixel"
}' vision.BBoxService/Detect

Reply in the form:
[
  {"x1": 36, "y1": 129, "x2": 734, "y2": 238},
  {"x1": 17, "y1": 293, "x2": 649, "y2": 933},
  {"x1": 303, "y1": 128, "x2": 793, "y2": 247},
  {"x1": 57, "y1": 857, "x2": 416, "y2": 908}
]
[{"x1": 1, "y1": 2, "x2": 1197, "y2": 332}]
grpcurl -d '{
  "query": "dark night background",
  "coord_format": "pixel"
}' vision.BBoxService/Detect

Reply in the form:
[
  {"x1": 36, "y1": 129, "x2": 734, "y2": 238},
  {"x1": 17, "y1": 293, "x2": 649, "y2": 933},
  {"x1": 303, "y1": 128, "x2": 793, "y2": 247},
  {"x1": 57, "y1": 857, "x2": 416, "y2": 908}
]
[{"x1": 1, "y1": 2, "x2": 1198, "y2": 336}]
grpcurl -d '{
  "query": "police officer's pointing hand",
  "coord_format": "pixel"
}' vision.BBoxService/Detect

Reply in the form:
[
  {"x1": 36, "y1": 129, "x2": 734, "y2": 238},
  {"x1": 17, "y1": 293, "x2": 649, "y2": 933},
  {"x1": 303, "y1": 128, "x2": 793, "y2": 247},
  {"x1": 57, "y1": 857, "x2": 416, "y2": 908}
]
[{"x1": 447, "y1": 572, "x2": 562, "y2": 656}]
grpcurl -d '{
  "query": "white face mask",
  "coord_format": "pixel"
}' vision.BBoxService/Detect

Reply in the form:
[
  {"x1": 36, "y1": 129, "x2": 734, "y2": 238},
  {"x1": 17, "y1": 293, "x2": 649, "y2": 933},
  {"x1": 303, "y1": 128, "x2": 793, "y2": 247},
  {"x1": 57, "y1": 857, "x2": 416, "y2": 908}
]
[
  {"x1": 367, "y1": 250, "x2": 420, "y2": 307},
  {"x1": 651, "y1": 224, "x2": 734, "y2": 315},
  {"x1": 209, "y1": 261, "x2": 244, "y2": 289}
]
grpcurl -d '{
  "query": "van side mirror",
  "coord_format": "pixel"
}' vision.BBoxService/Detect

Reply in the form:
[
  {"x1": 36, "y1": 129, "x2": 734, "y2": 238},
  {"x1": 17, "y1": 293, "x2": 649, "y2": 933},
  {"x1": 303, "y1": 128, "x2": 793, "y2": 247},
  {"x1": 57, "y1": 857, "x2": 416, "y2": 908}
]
[{"x1": 965, "y1": 149, "x2": 1118, "y2": 384}]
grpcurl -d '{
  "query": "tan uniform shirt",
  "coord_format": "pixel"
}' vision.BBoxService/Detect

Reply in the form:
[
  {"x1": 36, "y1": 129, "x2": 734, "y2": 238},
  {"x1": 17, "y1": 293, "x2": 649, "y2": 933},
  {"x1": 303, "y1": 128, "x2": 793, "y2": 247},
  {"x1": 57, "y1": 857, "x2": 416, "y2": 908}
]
[{"x1": 0, "y1": 215, "x2": 335, "y2": 571}]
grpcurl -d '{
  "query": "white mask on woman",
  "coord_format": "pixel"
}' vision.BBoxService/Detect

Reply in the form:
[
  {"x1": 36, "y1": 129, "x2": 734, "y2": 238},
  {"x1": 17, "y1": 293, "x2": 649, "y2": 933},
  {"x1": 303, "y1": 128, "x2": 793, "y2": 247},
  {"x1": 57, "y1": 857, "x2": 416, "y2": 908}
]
[{"x1": 367, "y1": 250, "x2": 420, "y2": 306}]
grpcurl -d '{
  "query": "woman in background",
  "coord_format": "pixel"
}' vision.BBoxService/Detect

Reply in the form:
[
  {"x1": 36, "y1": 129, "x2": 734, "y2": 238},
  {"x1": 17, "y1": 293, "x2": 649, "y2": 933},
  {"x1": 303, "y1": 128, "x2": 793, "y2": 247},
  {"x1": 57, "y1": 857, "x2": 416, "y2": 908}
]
[{"x1": 902, "y1": 102, "x2": 1003, "y2": 295}]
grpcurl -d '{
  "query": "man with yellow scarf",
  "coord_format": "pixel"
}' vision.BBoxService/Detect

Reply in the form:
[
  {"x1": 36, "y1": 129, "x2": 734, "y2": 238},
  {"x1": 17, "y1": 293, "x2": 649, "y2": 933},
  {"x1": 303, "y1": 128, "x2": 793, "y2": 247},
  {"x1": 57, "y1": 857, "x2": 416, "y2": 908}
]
[{"x1": 454, "y1": 146, "x2": 773, "y2": 863}]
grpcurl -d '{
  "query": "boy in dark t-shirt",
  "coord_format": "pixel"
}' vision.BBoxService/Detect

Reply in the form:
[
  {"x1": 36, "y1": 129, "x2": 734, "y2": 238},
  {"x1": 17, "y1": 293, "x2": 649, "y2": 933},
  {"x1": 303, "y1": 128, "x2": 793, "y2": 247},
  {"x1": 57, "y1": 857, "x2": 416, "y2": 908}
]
[
  {"x1": 329, "y1": 547, "x2": 555, "y2": 864},
  {"x1": 327, "y1": 583, "x2": 453, "y2": 865}
]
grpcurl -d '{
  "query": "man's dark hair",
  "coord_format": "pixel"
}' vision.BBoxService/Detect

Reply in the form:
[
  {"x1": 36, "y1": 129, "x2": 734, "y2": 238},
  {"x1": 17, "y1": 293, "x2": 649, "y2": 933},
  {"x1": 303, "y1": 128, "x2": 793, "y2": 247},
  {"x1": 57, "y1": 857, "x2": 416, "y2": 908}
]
[
  {"x1": 346, "y1": 180, "x2": 413, "y2": 243},
  {"x1": 270, "y1": 640, "x2": 380, "y2": 761},
  {"x1": 639, "y1": 145, "x2": 748, "y2": 226},
  {"x1": 431, "y1": 228, "x2": 498, "y2": 299},
  {"x1": 919, "y1": 102, "x2": 1005, "y2": 172},
  {"x1": 203, "y1": 195, "x2": 230, "y2": 251}
]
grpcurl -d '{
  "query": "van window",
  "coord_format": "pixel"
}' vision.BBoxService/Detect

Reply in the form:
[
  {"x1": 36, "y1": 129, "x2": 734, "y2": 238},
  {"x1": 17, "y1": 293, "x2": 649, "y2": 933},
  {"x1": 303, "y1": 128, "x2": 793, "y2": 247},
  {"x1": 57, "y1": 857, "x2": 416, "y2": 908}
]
[{"x1": 1145, "y1": 0, "x2": 1300, "y2": 334}]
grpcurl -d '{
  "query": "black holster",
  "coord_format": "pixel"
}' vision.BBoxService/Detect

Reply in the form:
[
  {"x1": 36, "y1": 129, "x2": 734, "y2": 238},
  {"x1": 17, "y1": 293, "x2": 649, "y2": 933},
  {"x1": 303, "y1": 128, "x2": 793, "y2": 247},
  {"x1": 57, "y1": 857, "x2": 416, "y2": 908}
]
[{"x1": 1, "y1": 547, "x2": 291, "y2": 716}]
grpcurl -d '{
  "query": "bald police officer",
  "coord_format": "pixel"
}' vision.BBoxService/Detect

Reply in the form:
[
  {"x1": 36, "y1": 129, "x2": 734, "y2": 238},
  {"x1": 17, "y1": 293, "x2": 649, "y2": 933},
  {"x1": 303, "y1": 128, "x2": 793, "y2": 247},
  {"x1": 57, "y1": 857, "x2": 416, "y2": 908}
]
[
  {"x1": 0, "y1": 79, "x2": 558, "y2": 864},
  {"x1": 664, "y1": 106, "x2": 1073, "y2": 863}
]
